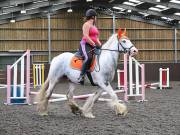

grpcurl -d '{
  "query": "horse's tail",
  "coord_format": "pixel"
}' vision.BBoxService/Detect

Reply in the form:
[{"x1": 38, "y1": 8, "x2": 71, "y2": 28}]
[{"x1": 35, "y1": 78, "x2": 49, "y2": 106}]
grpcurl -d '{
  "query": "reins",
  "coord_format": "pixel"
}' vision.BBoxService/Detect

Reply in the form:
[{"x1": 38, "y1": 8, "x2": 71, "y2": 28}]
[
  {"x1": 86, "y1": 36, "x2": 134, "y2": 72},
  {"x1": 98, "y1": 36, "x2": 134, "y2": 54}
]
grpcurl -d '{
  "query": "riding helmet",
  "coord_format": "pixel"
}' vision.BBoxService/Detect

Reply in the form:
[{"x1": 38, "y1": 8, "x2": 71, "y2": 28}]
[{"x1": 85, "y1": 9, "x2": 97, "y2": 17}]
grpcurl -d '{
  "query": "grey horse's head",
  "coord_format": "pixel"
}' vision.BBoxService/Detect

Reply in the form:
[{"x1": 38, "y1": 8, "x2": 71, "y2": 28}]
[{"x1": 117, "y1": 28, "x2": 138, "y2": 56}]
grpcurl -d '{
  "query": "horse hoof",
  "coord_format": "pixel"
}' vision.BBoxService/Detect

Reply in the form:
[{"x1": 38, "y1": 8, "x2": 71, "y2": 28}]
[
  {"x1": 85, "y1": 114, "x2": 95, "y2": 119},
  {"x1": 83, "y1": 112, "x2": 95, "y2": 119},
  {"x1": 117, "y1": 110, "x2": 128, "y2": 116},
  {"x1": 68, "y1": 103, "x2": 82, "y2": 115},
  {"x1": 39, "y1": 112, "x2": 48, "y2": 116},
  {"x1": 110, "y1": 101, "x2": 128, "y2": 116},
  {"x1": 115, "y1": 104, "x2": 128, "y2": 116},
  {"x1": 72, "y1": 107, "x2": 82, "y2": 115}
]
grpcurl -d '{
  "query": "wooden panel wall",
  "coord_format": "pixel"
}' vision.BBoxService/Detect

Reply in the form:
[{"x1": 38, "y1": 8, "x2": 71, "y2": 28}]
[
  {"x1": 0, "y1": 10, "x2": 179, "y2": 64},
  {"x1": 177, "y1": 29, "x2": 180, "y2": 61}
]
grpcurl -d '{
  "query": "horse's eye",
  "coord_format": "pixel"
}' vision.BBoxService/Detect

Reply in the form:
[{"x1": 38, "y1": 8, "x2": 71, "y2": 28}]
[{"x1": 122, "y1": 40, "x2": 126, "y2": 43}]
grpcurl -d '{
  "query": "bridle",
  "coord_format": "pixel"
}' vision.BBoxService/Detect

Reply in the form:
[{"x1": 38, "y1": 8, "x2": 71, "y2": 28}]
[
  {"x1": 93, "y1": 36, "x2": 135, "y2": 72},
  {"x1": 118, "y1": 37, "x2": 134, "y2": 55},
  {"x1": 99, "y1": 35, "x2": 134, "y2": 55}
]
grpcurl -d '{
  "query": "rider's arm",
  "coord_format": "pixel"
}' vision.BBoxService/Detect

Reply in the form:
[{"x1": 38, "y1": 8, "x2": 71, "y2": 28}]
[
  {"x1": 96, "y1": 38, "x2": 102, "y2": 46},
  {"x1": 83, "y1": 23, "x2": 95, "y2": 46}
]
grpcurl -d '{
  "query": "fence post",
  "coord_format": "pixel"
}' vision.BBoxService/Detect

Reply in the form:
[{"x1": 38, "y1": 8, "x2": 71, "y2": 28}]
[
  {"x1": 129, "y1": 56, "x2": 133, "y2": 96},
  {"x1": 159, "y1": 68, "x2": 162, "y2": 90},
  {"x1": 141, "y1": 64, "x2": 145, "y2": 101},
  {"x1": 124, "y1": 54, "x2": 128, "y2": 101},
  {"x1": 167, "y1": 68, "x2": 170, "y2": 88},
  {"x1": 7, "y1": 65, "x2": 11, "y2": 104},
  {"x1": 26, "y1": 50, "x2": 30, "y2": 104}
]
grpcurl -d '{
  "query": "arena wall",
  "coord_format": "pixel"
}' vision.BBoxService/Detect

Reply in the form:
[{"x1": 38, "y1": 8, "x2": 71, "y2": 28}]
[
  {"x1": 0, "y1": 10, "x2": 179, "y2": 65},
  {"x1": 0, "y1": 10, "x2": 179, "y2": 81}
]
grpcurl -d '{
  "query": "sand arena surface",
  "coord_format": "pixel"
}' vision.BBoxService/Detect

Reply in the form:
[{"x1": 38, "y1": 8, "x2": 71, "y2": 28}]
[{"x1": 0, "y1": 81, "x2": 180, "y2": 135}]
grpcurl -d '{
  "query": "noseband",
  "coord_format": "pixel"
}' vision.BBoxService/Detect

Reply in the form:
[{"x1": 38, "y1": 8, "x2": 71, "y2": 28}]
[{"x1": 117, "y1": 36, "x2": 134, "y2": 54}]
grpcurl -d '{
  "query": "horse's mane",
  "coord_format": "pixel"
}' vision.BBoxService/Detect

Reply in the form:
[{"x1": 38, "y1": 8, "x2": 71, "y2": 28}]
[{"x1": 102, "y1": 34, "x2": 118, "y2": 49}]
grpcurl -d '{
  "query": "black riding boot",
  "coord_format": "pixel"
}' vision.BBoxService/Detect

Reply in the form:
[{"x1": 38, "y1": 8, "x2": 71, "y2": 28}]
[
  {"x1": 78, "y1": 62, "x2": 87, "y2": 85},
  {"x1": 86, "y1": 72, "x2": 98, "y2": 86}
]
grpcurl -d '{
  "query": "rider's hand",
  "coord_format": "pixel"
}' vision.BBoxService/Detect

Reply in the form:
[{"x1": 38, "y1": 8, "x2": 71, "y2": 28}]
[
  {"x1": 91, "y1": 42, "x2": 96, "y2": 47},
  {"x1": 95, "y1": 45, "x2": 101, "y2": 49}
]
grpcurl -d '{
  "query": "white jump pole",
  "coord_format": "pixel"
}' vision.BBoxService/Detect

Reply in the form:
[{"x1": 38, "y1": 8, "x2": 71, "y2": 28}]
[
  {"x1": 31, "y1": 89, "x2": 124, "y2": 104},
  {"x1": 21, "y1": 57, "x2": 25, "y2": 98},
  {"x1": 129, "y1": 56, "x2": 133, "y2": 96},
  {"x1": 141, "y1": 64, "x2": 145, "y2": 101}
]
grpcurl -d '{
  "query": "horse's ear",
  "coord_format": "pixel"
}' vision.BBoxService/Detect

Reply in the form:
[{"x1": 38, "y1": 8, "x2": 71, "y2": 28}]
[{"x1": 118, "y1": 28, "x2": 126, "y2": 38}]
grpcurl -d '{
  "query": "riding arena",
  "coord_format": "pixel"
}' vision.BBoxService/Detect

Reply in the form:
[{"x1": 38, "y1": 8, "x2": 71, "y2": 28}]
[{"x1": 0, "y1": 0, "x2": 180, "y2": 135}]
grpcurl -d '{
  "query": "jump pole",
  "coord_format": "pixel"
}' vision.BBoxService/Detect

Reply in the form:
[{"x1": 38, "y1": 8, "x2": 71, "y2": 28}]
[{"x1": 31, "y1": 89, "x2": 124, "y2": 104}]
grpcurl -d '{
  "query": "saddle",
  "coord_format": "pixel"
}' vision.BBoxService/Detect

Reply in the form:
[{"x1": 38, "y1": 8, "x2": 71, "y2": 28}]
[{"x1": 70, "y1": 52, "x2": 96, "y2": 72}]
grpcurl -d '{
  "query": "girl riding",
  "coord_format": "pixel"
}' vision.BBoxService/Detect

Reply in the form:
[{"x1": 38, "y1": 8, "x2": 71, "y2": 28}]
[{"x1": 78, "y1": 9, "x2": 102, "y2": 84}]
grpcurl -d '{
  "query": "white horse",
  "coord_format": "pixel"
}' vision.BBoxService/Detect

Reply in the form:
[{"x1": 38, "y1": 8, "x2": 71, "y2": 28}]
[{"x1": 36, "y1": 28, "x2": 138, "y2": 118}]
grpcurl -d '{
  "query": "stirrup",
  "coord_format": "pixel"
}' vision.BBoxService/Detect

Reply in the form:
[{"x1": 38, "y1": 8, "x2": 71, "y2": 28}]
[
  {"x1": 78, "y1": 75, "x2": 84, "y2": 85},
  {"x1": 91, "y1": 82, "x2": 98, "y2": 86}
]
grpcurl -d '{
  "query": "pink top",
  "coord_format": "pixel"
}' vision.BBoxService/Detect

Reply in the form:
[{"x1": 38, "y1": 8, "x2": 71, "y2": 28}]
[{"x1": 82, "y1": 26, "x2": 99, "y2": 45}]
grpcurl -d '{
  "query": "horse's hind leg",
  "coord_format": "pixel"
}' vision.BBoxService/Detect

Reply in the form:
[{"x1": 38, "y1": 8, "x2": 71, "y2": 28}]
[
  {"x1": 67, "y1": 82, "x2": 82, "y2": 115},
  {"x1": 37, "y1": 79, "x2": 57, "y2": 116}
]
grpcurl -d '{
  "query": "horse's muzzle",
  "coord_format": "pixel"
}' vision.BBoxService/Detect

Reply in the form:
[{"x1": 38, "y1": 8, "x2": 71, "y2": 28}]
[{"x1": 130, "y1": 47, "x2": 138, "y2": 56}]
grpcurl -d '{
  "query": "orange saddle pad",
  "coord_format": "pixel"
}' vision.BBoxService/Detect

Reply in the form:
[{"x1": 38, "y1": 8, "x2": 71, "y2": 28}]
[{"x1": 70, "y1": 56, "x2": 96, "y2": 72}]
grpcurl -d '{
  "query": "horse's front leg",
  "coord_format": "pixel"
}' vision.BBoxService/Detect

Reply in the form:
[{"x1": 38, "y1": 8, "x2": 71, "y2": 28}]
[
  {"x1": 99, "y1": 82, "x2": 128, "y2": 116},
  {"x1": 66, "y1": 82, "x2": 82, "y2": 115},
  {"x1": 82, "y1": 89, "x2": 103, "y2": 118}
]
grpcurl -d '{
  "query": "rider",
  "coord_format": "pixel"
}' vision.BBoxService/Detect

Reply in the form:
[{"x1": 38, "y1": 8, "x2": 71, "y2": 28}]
[{"x1": 78, "y1": 9, "x2": 102, "y2": 84}]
